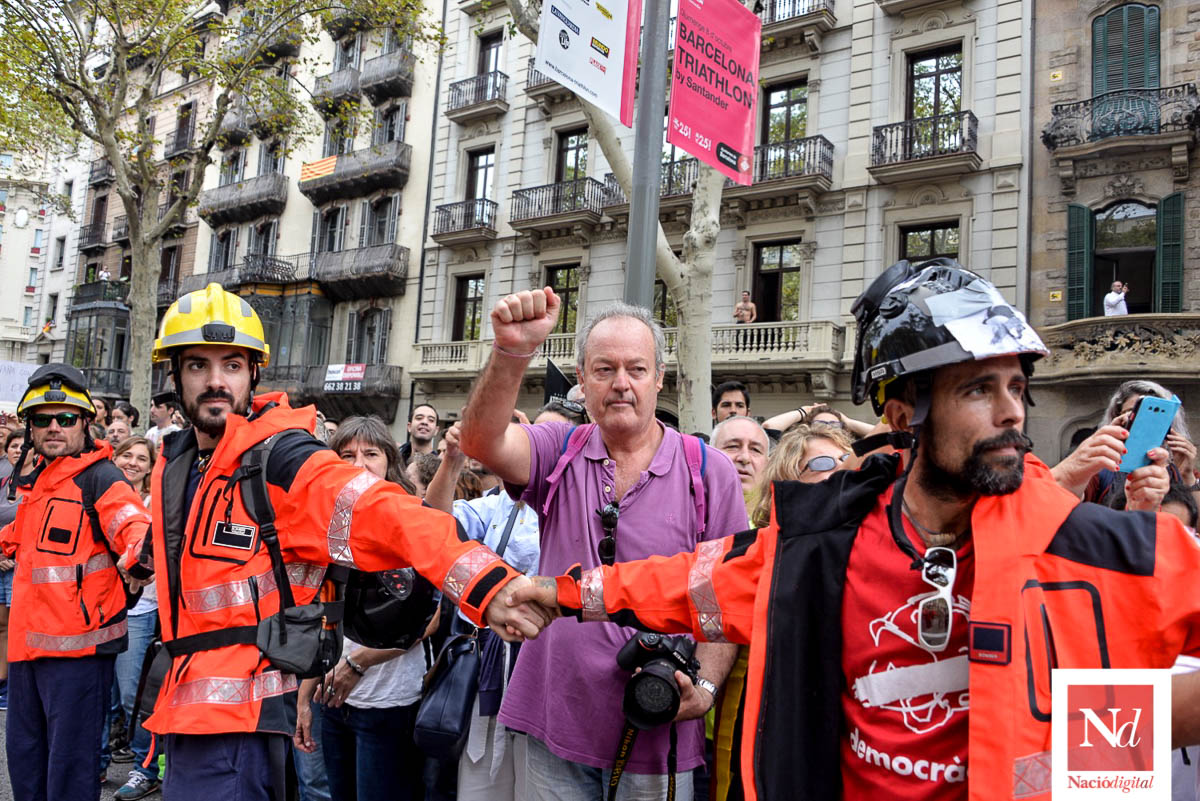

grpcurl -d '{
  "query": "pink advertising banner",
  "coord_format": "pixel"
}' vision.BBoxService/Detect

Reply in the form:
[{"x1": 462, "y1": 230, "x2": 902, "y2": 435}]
[{"x1": 667, "y1": 0, "x2": 761, "y2": 185}]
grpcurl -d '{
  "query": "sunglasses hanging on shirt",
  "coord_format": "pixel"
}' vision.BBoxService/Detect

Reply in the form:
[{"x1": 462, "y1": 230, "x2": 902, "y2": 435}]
[{"x1": 597, "y1": 501, "x2": 619, "y2": 566}]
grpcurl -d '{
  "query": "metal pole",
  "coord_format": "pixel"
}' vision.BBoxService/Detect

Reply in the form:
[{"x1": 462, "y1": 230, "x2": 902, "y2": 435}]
[{"x1": 623, "y1": 0, "x2": 670, "y2": 308}]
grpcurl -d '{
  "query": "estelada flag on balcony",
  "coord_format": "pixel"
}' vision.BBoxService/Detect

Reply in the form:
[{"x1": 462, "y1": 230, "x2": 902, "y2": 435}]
[
  {"x1": 667, "y1": 0, "x2": 761, "y2": 185},
  {"x1": 300, "y1": 155, "x2": 338, "y2": 182},
  {"x1": 534, "y1": 0, "x2": 641, "y2": 126}
]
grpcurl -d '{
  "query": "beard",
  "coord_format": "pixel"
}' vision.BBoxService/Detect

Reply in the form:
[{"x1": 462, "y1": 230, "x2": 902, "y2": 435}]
[
  {"x1": 918, "y1": 424, "x2": 1032, "y2": 500},
  {"x1": 184, "y1": 388, "x2": 248, "y2": 439}
]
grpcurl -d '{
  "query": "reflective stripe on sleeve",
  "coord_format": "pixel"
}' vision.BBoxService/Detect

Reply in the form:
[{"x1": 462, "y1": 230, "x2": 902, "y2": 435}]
[
  {"x1": 1013, "y1": 751, "x2": 1051, "y2": 798},
  {"x1": 106, "y1": 502, "x2": 148, "y2": 541},
  {"x1": 441, "y1": 545, "x2": 497, "y2": 606},
  {"x1": 580, "y1": 566, "x2": 607, "y2": 622},
  {"x1": 688, "y1": 539, "x2": 728, "y2": 643},
  {"x1": 30, "y1": 552, "x2": 114, "y2": 585},
  {"x1": 327, "y1": 471, "x2": 382, "y2": 566},
  {"x1": 182, "y1": 562, "x2": 326, "y2": 613},
  {"x1": 26, "y1": 618, "x2": 127, "y2": 652},
  {"x1": 169, "y1": 671, "x2": 298, "y2": 707}
]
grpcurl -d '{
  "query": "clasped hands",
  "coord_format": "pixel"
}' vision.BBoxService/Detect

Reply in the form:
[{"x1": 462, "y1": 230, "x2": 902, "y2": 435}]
[{"x1": 483, "y1": 575, "x2": 563, "y2": 642}]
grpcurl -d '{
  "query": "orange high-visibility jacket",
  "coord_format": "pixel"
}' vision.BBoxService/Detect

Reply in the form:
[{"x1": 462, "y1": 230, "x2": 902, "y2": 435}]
[
  {"x1": 145, "y1": 394, "x2": 520, "y2": 737},
  {"x1": 0, "y1": 442, "x2": 151, "y2": 662},
  {"x1": 553, "y1": 454, "x2": 1200, "y2": 801}
]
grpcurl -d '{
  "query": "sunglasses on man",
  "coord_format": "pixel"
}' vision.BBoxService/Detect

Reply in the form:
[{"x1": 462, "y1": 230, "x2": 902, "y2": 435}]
[{"x1": 30, "y1": 412, "x2": 83, "y2": 428}]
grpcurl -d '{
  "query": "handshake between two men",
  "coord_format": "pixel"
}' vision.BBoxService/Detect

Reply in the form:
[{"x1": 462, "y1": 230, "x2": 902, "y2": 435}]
[{"x1": 483, "y1": 575, "x2": 562, "y2": 642}]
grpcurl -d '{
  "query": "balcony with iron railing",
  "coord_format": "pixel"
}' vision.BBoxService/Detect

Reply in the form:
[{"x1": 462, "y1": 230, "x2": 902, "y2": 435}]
[
  {"x1": 218, "y1": 100, "x2": 255, "y2": 145},
  {"x1": 312, "y1": 67, "x2": 362, "y2": 116},
  {"x1": 361, "y1": 49, "x2": 416, "y2": 104},
  {"x1": 296, "y1": 363, "x2": 406, "y2": 423},
  {"x1": 445, "y1": 71, "x2": 509, "y2": 124},
  {"x1": 431, "y1": 199, "x2": 500, "y2": 246},
  {"x1": 157, "y1": 279, "x2": 180, "y2": 306},
  {"x1": 1034, "y1": 314, "x2": 1200, "y2": 384},
  {"x1": 89, "y1": 159, "x2": 115, "y2": 185},
  {"x1": 112, "y1": 216, "x2": 130, "y2": 242},
  {"x1": 223, "y1": 24, "x2": 302, "y2": 66},
  {"x1": 413, "y1": 320, "x2": 846, "y2": 382},
  {"x1": 79, "y1": 222, "x2": 107, "y2": 251},
  {"x1": 164, "y1": 122, "x2": 195, "y2": 158},
  {"x1": 312, "y1": 243, "x2": 408, "y2": 301},
  {"x1": 81, "y1": 368, "x2": 132, "y2": 397},
  {"x1": 198, "y1": 173, "x2": 290, "y2": 227},
  {"x1": 71, "y1": 280, "x2": 129, "y2": 307},
  {"x1": 179, "y1": 252, "x2": 311, "y2": 294},
  {"x1": 757, "y1": 0, "x2": 836, "y2": 53},
  {"x1": 510, "y1": 178, "x2": 608, "y2": 233},
  {"x1": 298, "y1": 139, "x2": 411, "y2": 205},
  {"x1": 1041, "y1": 84, "x2": 1200, "y2": 161},
  {"x1": 868, "y1": 110, "x2": 980, "y2": 183},
  {"x1": 323, "y1": 2, "x2": 368, "y2": 39}
]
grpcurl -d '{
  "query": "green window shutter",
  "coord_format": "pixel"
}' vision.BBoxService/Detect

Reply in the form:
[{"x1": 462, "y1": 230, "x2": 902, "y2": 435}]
[
  {"x1": 1126, "y1": 7, "x2": 1146, "y2": 89},
  {"x1": 1145, "y1": 5, "x2": 1160, "y2": 88},
  {"x1": 1067, "y1": 204, "x2": 1094, "y2": 320},
  {"x1": 1093, "y1": 15, "x2": 1108, "y2": 95},
  {"x1": 1156, "y1": 192, "x2": 1183, "y2": 313}
]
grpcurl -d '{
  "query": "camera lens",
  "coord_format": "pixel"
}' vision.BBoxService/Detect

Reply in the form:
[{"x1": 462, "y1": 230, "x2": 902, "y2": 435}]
[{"x1": 623, "y1": 661, "x2": 681, "y2": 729}]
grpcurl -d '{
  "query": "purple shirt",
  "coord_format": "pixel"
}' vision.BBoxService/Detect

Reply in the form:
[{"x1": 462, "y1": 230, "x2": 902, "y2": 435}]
[{"x1": 498, "y1": 421, "x2": 748, "y2": 773}]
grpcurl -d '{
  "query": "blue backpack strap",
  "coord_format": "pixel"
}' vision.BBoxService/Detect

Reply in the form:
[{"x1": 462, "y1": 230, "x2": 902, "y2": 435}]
[
  {"x1": 542, "y1": 424, "x2": 594, "y2": 516},
  {"x1": 682, "y1": 434, "x2": 707, "y2": 535}
]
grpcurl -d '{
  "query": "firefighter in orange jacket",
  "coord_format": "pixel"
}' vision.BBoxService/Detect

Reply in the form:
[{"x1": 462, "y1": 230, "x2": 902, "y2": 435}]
[
  {"x1": 144, "y1": 284, "x2": 547, "y2": 801},
  {"x1": 1, "y1": 364, "x2": 152, "y2": 801},
  {"x1": 512, "y1": 260, "x2": 1200, "y2": 801}
]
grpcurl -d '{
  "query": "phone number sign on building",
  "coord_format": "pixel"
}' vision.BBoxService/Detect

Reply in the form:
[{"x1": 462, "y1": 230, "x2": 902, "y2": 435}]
[{"x1": 324, "y1": 363, "x2": 366, "y2": 393}]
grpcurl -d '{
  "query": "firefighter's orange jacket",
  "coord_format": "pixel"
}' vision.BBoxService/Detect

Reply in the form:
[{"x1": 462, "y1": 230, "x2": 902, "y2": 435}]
[
  {"x1": 553, "y1": 454, "x2": 1200, "y2": 801},
  {"x1": 145, "y1": 394, "x2": 521, "y2": 737},
  {"x1": 0, "y1": 441, "x2": 150, "y2": 662}
]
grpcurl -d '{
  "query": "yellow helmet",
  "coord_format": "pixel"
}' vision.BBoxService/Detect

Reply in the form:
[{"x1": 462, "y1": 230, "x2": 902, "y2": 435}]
[
  {"x1": 17, "y1": 364, "x2": 96, "y2": 415},
  {"x1": 153, "y1": 283, "x2": 270, "y2": 366}
]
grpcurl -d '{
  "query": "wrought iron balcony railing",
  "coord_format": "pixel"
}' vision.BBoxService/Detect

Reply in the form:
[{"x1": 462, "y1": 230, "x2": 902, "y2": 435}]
[
  {"x1": 297, "y1": 139, "x2": 411, "y2": 205},
  {"x1": 112, "y1": 216, "x2": 129, "y2": 241},
  {"x1": 79, "y1": 222, "x2": 107, "y2": 249},
  {"x1": 1042, "y1": 84, "x2": 1200, "y2": 150},
  {"x1": 361, "y1": 49, "x2": 416, "y2": 103},
  {"x1": 752, "y1": 135, "x2": 835, "y2": 182},
  {"x1": 511, "y1": 178, "x2": 608, "y2": 222},
  {"x1": 89, "y1": 159, "x2": 115, "y2": 185},
  {"x1": 432, "y1": 199, "x2": 499, "y2": 235},
  {"x1": 447, "y1": 71, "x2": 508, "y2": 112},
  {"x1": 313, "y1": 68, "x2": 362, "y2": 115},
  {"x1": 164, "y1": 122, "x2": 195, "y2": 158},
  {"x1": 157, "y1": 279, "x2": 180, "y2": 306},
  {"x1": 527, "y1": 58, "x2": 555, "y2": 90},
  {"x1": 871, "y1": 110, "x2": 978, "y2": 166},
  {"x1": 758, "y1": 0, "x2": 835, "y2": 24},
  {"x1": 72, "y1": 280, "x2": 129, "y2": 305}
]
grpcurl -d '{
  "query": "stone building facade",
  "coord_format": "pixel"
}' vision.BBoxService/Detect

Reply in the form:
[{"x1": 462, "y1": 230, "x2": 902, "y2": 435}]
[
  {"x1": 1030, "y1": 1, "x2": 1200, "y2": 460},
  {"x1": 412, "y1": 0, "x2": 1033, "y2": 427}
]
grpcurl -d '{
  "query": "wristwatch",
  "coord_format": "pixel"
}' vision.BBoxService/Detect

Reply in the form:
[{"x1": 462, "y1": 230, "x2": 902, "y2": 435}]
[{"x1": 695, "y1": 677, "x2": 718, "y2": 706}]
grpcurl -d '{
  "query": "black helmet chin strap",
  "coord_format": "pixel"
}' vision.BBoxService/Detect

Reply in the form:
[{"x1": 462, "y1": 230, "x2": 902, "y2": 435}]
[{"x1": 885, "y1": 375, "x2": 932, "y2": 571}]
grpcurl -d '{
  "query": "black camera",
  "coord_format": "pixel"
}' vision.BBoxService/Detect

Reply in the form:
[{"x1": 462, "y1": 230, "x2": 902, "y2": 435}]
[{"x1": 616, "y1": 632, "x2": 701, "y2": 730}]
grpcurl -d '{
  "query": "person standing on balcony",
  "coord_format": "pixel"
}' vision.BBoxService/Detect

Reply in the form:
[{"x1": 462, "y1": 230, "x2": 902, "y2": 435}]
[
  {"x1": 97, "y1": 266, "x2": 112, "y2": 282},
  {"x1": 1104, "y1": 280, "x2": 1129, "y2": 316},
  {"x1": 733, "y1": 291, "x2": 756, "y2": 324}
]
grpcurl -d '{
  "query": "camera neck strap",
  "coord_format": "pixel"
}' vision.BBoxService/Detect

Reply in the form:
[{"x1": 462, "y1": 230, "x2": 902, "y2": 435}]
[{"x1": 607, "y1": 720, "x2": 678, "y2": 801}]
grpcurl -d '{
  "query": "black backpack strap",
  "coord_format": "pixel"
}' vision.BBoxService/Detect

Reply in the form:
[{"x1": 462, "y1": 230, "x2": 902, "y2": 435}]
[
  {"x1": 236, "y1": 437, "x2": 297, "y2": 643},
  {"x1": 164, "y1": 625, "x2": 260, "y2": 657}
]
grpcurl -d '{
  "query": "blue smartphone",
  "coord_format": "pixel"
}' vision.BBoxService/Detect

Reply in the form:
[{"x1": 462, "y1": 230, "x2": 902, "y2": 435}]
[{"x1": 1118, "y1": 394, "x2": 1181, "y2": 473}]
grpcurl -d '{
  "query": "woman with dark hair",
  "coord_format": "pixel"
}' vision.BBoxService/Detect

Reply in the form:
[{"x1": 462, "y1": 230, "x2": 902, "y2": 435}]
[
  {"x1": 110, "y1": 401, "x2": 140, "y2": 432},
  {"x1": 295, "y1": 416, "x2": 428, "y2": 801},
  {"x1": 93, "y1": 397, "x2": 111, "y2": 429}
]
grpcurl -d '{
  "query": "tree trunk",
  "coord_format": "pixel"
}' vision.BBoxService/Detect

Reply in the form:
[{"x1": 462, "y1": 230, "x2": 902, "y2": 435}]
[{"x1": 127, "y1": 214, "x2": 158, "y2": 415}]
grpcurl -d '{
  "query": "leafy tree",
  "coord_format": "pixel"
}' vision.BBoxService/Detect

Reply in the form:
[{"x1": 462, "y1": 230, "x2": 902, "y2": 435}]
[{"x1": 0, "y1": 0, "x2": 441, "y2": 413}]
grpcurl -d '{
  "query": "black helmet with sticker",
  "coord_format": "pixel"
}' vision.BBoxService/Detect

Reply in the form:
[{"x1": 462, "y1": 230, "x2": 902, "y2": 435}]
[{"x1": 851, "y1": 258, "x2": 1048, "y2": 415}]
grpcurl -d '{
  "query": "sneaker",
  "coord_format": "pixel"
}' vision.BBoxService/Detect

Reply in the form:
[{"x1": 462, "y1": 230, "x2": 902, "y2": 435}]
[
  {"x1": 111, "y1": 745, "x2": 136, "y2": 763},
  {"x1": 115, "y1": 771, "x2": 160, "y2": 800}
]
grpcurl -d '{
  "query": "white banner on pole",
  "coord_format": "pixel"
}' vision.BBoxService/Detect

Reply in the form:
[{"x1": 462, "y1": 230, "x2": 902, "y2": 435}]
[{"x1": 534, "y1": 0, "x2": 641, "y2": 126}]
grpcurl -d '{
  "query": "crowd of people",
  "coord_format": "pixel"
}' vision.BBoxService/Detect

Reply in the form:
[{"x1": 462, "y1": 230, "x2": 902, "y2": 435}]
[{"x1": 3, "y1": 262, "x2": 1200, "y2": 801}]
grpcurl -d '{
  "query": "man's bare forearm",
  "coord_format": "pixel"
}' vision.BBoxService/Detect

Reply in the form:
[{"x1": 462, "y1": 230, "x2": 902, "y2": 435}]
[
  {"x1": 695, "y1": 642, "x2": 739, "y2": 689},
  {"x1": 461, "y1": 350, "x2": 533, "y2": 483}
]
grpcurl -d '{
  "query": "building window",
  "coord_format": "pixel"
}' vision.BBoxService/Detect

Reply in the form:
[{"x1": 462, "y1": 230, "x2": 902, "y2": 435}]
[
  {"x1": 345, "y1": 306, "x2": 390, "y2": 363},
  {"x1": 168, "y1": 170, "x2": 188, "y2": 205},
  {"x1": 219, "y1": 149, "x2": 246, "y2": 185},
  {"x1": 22, "y1": 307, "x2": 33, "y2": 327},
  {"x1": 323, "y1": 119, "x2": 355, "y2": 158},
  {"x1": 555, "y1": 128, "x2": 588, "y2": 182},
  {"x1": 359, "y1": 196, "x2": 398, "y2": 248},
  {"x1": 383, "y1": 28, "x2": 410, "y2": 54},
  {"x1": 247, "y1": 220, "x2": 277, "y2": 258},
  {"x1": 466, "y1": 148, "x2": 495, "y2": 200},
  {"x1": 53, "y1": 236, "x2": 66, "y2": 270},
  {"x1": 900, "y1": 221, "x2": 960, "y2": 262},
  {"x1": 753, "y1": 241, "x2": 804, "y2": 323},
  {"x1": 547, "y1": 265, "x2": 579, "y2": 334},
  {"x1": 160, "y1": 245, "x2": 180, "y2": 282},
  {"x1": 27, "y1": 268, "x2": 37, "y2": 290},
  {"x1": 478, "y1": 31, "x2": 502, "y2": 74},
  {"x1": 906, "y1": 46, "x2": 963, "y2": 159},
  {"x1": 313, "y1": 206, "x2": 347, "y2": 254},
  {"x1": 334, "y1": 34, "x2": 360, "y2": 71},
  {"x1": 209, "y1": 229, "x2": 238, "y2": 271},
  {"x1": 452, "y1": 273, "x2": 485, "y2": 340},
  {"x1": 763, "y1": 81, "x2": 807, "y2": 144},
  {"x1": 32, "y1": 229, "x2": 43, "y2": 253},
  {"x1": 259, "y1": 140, "x2": 285, "y2": 175},
  {"x1": 174, "y1": 102, "x2": 195, "y2": 144},
  {"x1": 85, "y1": 261, "x2": 100, "y2": 282},
  {"x1": 1093, "y1": 4, "x2": 1160, "y2": 94},
  {"x1": 91, "y1": 193, "x2": 108, "y2": 226},
  {"x1": 47, "y1": 293, "x2": 58, "y2": 322},
  {"x1": 0, "y1": 188, "x2": 8, "y2": 210},
  {"x1": 374, "y1": 103, "x2": 406, "y2": 145},
  {"x1": 1066, "y1": 195, "x2": 1182, "y2": 319},
  {"x1": 120, "y1": 252, "x2": 132, "y2": 280},
  {"x1": 0, "y1": 154, "x2": 13, "y2": 169},
  {"x1": 653, "y1": 279, "x2": 678, "y2": 328},
  {"x1": 67, "y1": 311, "x2": 129, "y2": 373}
]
